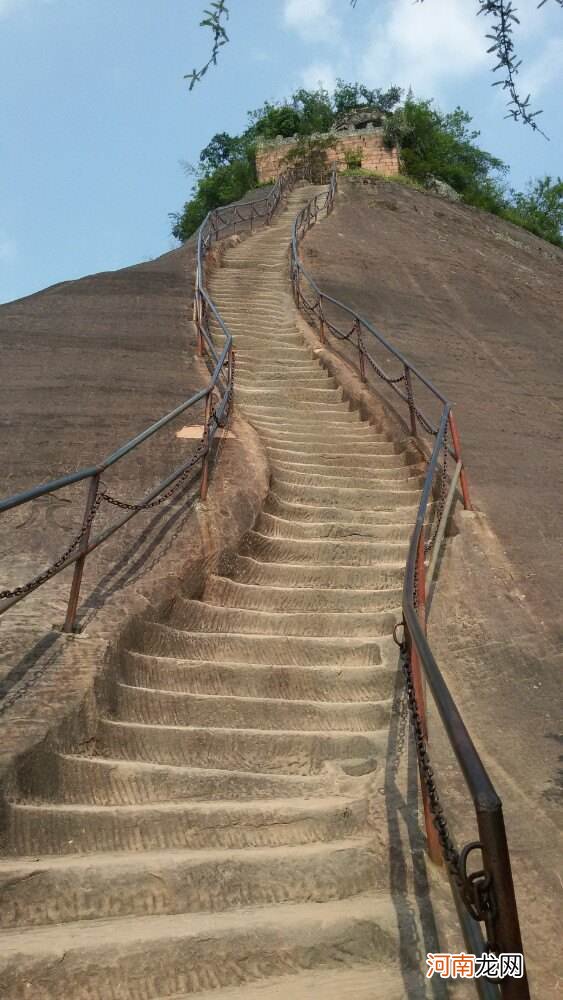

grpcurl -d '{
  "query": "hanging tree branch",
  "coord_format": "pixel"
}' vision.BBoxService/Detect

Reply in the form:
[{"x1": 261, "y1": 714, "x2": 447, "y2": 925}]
[{"x1": 185, "y1": 0, "x2": 230, "y2": 90}]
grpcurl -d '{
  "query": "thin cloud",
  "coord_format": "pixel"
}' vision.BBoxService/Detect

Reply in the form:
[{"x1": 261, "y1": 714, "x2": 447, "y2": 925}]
[
  {"x1": 301, "y1": 61, "x2": 338, "y2": 93},
  {"x1": 283, "y1": 0, "x2": 340, "y2": 43},
  {"x1": 359, "y1": 0, "x2": 488, "y2": 99},
  {"x1": 0, "y1": 232, "x2": 18, "y2": 263},
  {"x1": 520, "y1": 37, "x2": 563, "y2": 99}
]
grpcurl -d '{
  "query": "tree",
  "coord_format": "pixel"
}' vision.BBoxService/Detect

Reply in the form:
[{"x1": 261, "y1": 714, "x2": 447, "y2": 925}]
[
  {"x1": 383, "y1": 97, "x2": 506, "y2": 199},
  {"x1": 505, "y1": 176, "x2": 563, "y2": 244},
  {"x1": 187, "y1": 1, "x2": 563, "y2": 132}
]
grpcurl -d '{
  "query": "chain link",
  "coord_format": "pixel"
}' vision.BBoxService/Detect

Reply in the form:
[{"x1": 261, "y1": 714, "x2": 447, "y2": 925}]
[
  {"x1": 0, "y1": 380, "x2": 234, "y2": 602},
  {"x1": 0, "y1": 494, "x2": 103, "y2": 601},
  {"x1": 399, "y1": 640, "x2": 465, "y2": 890},
  {"x1": 424, "y1": 424, "x2": 449, "y2": 554}
]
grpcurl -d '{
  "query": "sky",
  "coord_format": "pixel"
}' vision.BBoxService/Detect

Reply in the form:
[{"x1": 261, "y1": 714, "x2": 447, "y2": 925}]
[{"x1": 1, "y1": 0, "x2": 562, "y2": 304}]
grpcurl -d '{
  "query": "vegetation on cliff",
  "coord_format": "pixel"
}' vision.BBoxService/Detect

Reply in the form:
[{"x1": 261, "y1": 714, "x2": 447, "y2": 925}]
[{"x1": 171, "y1": 82, "x2": 562, "y2": 248}]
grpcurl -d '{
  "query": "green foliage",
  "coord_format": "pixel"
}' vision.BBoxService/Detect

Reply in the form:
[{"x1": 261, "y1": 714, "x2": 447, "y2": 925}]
[
  {"x1": 173, "y1": 79, "x2": 402, "y2": 241},
  {"x1": 171, "y1": 147, "x2": 257, "y2": 242},
  {"x1": 383, "y1": 97, "x2": 506, "y2": 202},
  {"x1": 333, "y1": 81, "x2": 402, "y2": 116},
  {"x1": 172, "y1": 80, "x2": 562, "y2": 249},
  {"x1": 504, "y1": 176, "x2": 563, "y2": 246},
  {"x1": 343, "y1": 147, "x2": 363, "y2": 170}
]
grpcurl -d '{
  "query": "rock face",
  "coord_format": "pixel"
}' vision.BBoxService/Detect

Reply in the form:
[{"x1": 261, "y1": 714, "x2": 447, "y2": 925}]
[
  {"x1": 424, "y1": 176, "x2": 461, "y2": 202},
  {"x1": 0, "y1": 186, "x2": 439, "y2": 999}
]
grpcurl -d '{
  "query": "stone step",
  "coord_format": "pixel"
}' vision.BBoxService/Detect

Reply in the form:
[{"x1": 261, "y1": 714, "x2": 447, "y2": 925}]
[
  {"x1": 239, "y1": 532, "x2": 408, "y2": 567},
  {"x1": 0, "y1": 839, "x2": 379, "y2": 930},
  {"x1": 18, "y1": 752, "x2": 330, "y2": 806},
  {"x1": 264, "y1": 493, "x2": 420, "y2": 524},
  {"x1": 237, "y1": 371, "x2": 325, "y2": 383},
  {"x1": 149, "y1": 966, "x2": 430, "y2": 1000},
  {"x1": 0, "y1": 893, "x2": 411, "y2": 1000},
  {"x1": 96, "y1": 718, "x2": 384, "y2": 773},
  {"x1": 120, "y1": 650, "x2": 396, "y2": 702},
  {"x1": 228, "y1": 553, "x2": 405, "y2": 590},
  {"x1": 133, "y1": 621, "x2": 383, "y2": 666},
  {"x1": 6, "y1": 794, "x2": 368, "y2": 855},
  {"x1": 256, "y1": 512, "x2": 413, "y2": 542},
  {"x1": 114, "y1": 684, "x2": 391, "y2": 733},
  {"x1": 168, "y1": 595, "x2": 399, "y2": 635},
  {"x1": 269, "y1": 466, "x2": 425, "y2": 491},
  {"x1": 245, "y1": 422, "x2": 394, "y2": 442},
  {"x1": 265, "y1": 446, "x2": 412, "y2": 468},
  {"x1": 271, "y1": 478, "x2": 421, "y2": 510},
  {"x1": 270, "y1": 459, "x2": 424, "y2": 483},
  {"x1": 203, "y1": 574, "x2": 403, "y2": 612},
  {"x1": 243, "y1": 402, "x2": 358, "y2": 419},
  {"x1": 238, "y1": 386, "x2": 345, "y2": 405}
]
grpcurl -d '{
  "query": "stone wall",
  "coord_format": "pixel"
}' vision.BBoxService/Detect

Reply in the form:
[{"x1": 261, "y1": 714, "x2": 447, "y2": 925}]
[{"x1": 256, "y1": 128, "x2": 399, "y2": 182}]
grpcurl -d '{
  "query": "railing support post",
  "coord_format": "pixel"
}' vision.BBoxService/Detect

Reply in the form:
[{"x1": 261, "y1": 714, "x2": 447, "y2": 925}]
[
  {"x1": 318, "y1": 297, "x2": 326, "y2": 345},
  {"x1": 357, "y1": 323, "x2": 366, "y2": 383},
  {"x1": 448, "y1": 411, "x2": 472, "y2": 510},
  {"x1": 63, "y1": 472, "x2": 100, "y2": 634},
  {"x1": 412, "y1": 532, "x2": 443, "y2": 866},
  {"x1": 404, "y1": 366, "x2": 418, "y2": 438},
  {"x1": 477, "y1": 808, "x2": 530, "y2": 999},
  {"x1": 200, "y1": 390, "x2": 213, "y2": 502}
]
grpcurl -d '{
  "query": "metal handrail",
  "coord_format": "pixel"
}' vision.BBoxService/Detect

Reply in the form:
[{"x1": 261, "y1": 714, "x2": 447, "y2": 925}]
[
  {"x1": 0, "y1": 167, "x2": 299, "y2": 634},
  {"x1": 291, "y1": 170, "x2": 529, "y2": 999}
]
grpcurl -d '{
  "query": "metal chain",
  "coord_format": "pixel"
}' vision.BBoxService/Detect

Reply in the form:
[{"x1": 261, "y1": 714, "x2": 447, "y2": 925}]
[
  {"x1": 0, "y1": 381, "x2": 234, "y2": 600},
  {"x1": 424, "y1": 425, "x2": 449, "y2": 554},
  {"x1": 0, "y1": 495, "x2": 103, "y2": 601},
  {"x1": 363, "y1": 348, "x2": 407, "y2": 386},
  {"x1": 100, "y1": 383, "x2": 233, "y2": 513},
  {"x1": 399, "y1": 640, "x2": 465, "y2": 892}
]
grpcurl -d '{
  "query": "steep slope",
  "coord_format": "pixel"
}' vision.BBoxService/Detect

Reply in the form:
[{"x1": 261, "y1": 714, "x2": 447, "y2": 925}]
[{"x1": 0, "y1": 184, "x2": 441, "y2": 999}]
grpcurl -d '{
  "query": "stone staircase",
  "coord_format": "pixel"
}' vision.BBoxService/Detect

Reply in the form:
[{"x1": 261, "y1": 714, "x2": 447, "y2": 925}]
[{"x1": 0, "y1": 185, "x2": 437, "y2": 999}]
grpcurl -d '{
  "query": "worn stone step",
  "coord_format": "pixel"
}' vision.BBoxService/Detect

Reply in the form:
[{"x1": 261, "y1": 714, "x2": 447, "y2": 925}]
[
  {"x1": 237, "y1": 371, "x2": 325, "y2": 384},
  {"x1": 228, "y1": 553, "x2": 405, "y2": 590},
  {"x1": 256, "y1": 512, "x2": 413, "y2": 542},
  {"x1": 271, "y1": 478, "x2": 421, "y2": 510},
  {"x1": 133, "y1": 621, "x2": 383, "y2": 666},
  {"x1": 270, "y1": 468, "x2": 425, "y2": 493},
  {"x1": 0, "y1": 893, "x2": 411, "y2": 1000},
  {"x1": 115, "y1": 684, "x2": 391, "y2": 733},
  {"x1": 264, "y1": 493, "x2": 419, "y2": 524},
  {"x1": 168, "y1": 596, "x2": 399, "y2": 637},
  {"x1": 204, "y1": 574, "x2": 404, "y2": 612},
  {"x1": 238, "y1": 386, "x2": 345, "y2": 405},
  {"x1": 0, "y1": 839, "x2": 380, "y2": 930},
  {"x1": 18, "y1": 752, "x2": 330, "y2": 806},
  {"x1": 120, "y1": 650, "x2": 396, "y2": 702},
  {"x1": 96, "y1": 718, "x2": 384, "y2": 773},
  {"x1": 246, "y1": 422, "x2": 394, "y2": 443},
  {"x1": 243, "y1": 403, "x2": 357, "y2": 420},
  {"x1": 7, "y1": 794, "x2": 368, "y2": 855},
  {"x1": 149, "y1": 966, "x2": 430, "y2": 1000},
  {"x1": 240, "y1": 532, "x2": 408, "y2": 567},
  {"x1": 271, "y1": 460, "x2": 425, "y2": 485}
]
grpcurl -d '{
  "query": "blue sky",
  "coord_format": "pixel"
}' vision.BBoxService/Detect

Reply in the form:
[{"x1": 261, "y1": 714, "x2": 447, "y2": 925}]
[{"x1": 1, "y1": 0, "x2": 561, "y2": 304}]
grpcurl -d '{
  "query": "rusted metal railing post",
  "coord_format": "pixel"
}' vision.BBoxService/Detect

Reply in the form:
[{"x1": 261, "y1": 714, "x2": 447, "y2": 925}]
[
  {"x1": 478, "y1": 808, "x2": 530, "y2": 999},
  {"x1": 318, "y1": 297, "x2": 326, "y2": 345},
  {"x1": 357, "y1": 323, "x2": 366, "y2": 382},
  {"x1": 412, "y1": 532, "x2": 443, "y2": 866},
  {"x1": 196, "y1": 292, "x2": 204, "y2": 357},
  {"x1": 404, "y1": 366, "x2": 418, "y2": 438},
  {"x1": 200, "y1": 390, "x2": 213, "y2": 502},
  {"x1": 63, "y1": 472, "x2": 100, "y2": 633},
  {"x1": 448, "y1": 411, "x2": 472, "y2": 510}
]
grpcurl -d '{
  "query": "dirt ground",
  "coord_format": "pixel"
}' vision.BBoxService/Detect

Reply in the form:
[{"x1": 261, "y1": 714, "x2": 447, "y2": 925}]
[{"x1": 303, "y1": 177, "x2": 563, "y2": 994}]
